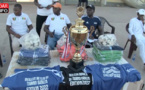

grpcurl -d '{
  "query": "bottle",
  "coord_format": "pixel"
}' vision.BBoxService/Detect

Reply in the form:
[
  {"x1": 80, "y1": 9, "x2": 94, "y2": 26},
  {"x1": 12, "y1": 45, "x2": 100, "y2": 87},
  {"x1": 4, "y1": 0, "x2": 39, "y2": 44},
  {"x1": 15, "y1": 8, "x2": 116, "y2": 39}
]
[
  {"x1": 2, "y1": 55, "x2": 6, "y2": 65},
  {"x1": 132, "y1": 54, "x2": 136, "y2": 61}
]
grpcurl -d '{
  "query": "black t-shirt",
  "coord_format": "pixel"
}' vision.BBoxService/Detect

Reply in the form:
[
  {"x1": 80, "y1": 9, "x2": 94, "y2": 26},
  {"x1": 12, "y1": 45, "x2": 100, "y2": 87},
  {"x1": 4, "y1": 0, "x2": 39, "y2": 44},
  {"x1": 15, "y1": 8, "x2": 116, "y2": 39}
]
[
  {"x1": 59, "y1": 66, "x2": 92, "y2": 90},
  {"x1": 82, "y1": 16, "x2": 101, "y2": 39}
]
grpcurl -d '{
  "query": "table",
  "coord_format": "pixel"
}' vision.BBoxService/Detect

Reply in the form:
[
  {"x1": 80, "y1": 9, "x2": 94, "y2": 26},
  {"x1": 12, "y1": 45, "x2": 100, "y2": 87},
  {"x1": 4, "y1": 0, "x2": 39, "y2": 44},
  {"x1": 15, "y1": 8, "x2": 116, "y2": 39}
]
[
  {"x1": 5, "y1": 48, "x2": 128, "y2": 77},
  {"x1": 4, "y1": 48, "x2": 143, "y2": 90}
]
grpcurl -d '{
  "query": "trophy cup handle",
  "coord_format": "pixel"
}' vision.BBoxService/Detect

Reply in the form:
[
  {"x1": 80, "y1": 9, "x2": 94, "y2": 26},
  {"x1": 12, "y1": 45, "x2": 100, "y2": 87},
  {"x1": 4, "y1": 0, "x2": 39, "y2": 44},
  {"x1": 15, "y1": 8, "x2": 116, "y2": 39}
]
[{"x1": 63, "y1": 26, "x2": 68, "y2": 36}]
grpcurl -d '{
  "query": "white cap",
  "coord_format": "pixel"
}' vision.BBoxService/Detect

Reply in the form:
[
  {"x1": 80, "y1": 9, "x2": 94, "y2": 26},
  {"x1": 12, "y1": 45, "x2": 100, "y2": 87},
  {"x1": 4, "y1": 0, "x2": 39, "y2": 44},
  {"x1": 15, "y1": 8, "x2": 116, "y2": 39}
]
[{"x1": 137, "y1": 9, "x2": 145, "y2": 15}]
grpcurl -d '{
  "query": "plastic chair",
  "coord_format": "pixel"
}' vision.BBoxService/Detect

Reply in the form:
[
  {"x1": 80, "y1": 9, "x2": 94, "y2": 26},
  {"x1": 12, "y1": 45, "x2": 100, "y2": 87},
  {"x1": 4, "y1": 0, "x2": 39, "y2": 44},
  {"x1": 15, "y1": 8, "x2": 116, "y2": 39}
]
[
  {"x1": 8, "y1": 33, "x2": 13, "y2": 57},
  {"x1": 124, "y1": 23, "x2": 137, "y2": 59},
  {"x1": 0, "y1": 53, "x2": 3, "y2": 67},
  {"x1": 98, "y1": 16, "x2": 115, "y2": 34}
]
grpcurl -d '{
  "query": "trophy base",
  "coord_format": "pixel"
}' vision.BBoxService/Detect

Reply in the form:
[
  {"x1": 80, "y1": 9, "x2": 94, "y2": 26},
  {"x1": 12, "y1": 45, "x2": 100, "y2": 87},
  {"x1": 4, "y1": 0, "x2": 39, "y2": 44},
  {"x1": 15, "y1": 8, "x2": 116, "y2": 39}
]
[{"x1": 68, "y1": 59, "x2": 84, "y2": 72}]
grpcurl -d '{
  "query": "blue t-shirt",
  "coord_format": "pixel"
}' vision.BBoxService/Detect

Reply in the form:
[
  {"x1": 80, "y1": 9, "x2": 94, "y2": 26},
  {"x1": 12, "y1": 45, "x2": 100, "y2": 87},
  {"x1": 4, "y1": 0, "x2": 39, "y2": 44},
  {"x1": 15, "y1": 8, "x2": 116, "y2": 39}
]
[
  {"x1": 84, "y1": 64, "x2": 141, "y2": 90},
  {"x1": 2, "y1": 66, "x2": 63, "y2": 90},
  {"x1": 14, "y1": 65, "x2": 60, "y2": 73},
  {"x1": 82, "y1": 16, "x2": 101, "y2": 39}
]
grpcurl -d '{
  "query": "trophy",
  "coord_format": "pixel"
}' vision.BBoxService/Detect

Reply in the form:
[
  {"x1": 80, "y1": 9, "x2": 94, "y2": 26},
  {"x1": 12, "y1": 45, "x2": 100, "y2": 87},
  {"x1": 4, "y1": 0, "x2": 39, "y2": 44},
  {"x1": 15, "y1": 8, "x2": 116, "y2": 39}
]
[{"x1": 69, "y1": 6, "x2": 88, "y2": 63}]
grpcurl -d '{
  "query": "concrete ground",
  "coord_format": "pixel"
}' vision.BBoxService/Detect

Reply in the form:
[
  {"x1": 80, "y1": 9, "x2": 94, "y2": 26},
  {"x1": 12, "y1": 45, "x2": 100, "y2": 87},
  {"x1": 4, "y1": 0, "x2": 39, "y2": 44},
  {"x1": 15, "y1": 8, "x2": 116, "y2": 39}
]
[{"x1": 0, "y1": 3, "x2": 145, "y2": 90}]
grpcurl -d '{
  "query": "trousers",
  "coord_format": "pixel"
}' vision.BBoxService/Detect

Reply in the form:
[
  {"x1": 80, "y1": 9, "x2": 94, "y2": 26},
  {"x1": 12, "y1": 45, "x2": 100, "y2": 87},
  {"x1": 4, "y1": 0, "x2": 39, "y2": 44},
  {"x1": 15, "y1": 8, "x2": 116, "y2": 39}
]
[
  {"x1": 36, "y1": 15, "x2": 48, "y2": 36},
  {"x1": 135, "y1": 34, "x2": 145, "y2": 63},
  {"x1": 11, "y1": 35, "x2": 21, "y2": 51},
  {"x1": 47, "y1": 34, "x2": 63, "y2": 50}
]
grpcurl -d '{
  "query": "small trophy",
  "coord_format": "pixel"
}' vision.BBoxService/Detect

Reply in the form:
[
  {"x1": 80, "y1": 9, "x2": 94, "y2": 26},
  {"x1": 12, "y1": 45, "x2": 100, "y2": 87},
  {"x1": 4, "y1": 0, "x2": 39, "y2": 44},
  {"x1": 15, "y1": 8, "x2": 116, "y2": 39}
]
[{"x1": 69, "y1": 6, "x2": 88, "y2": 63}]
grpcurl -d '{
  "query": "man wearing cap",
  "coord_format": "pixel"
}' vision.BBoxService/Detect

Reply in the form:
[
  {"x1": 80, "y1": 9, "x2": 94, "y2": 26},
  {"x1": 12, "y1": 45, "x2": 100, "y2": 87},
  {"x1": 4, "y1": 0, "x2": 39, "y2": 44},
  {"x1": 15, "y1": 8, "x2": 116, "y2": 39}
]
[
  {"x1": 44, "y1": 2, "x2": 71, "y2": 50},
  {"x1": 34, "y1": 0, "x2": 58, "y2": 36},
  {"x1": 82, "y1": 4, "x2": 103, "y2": 48},
  {"x1": 129, "y1": 9, "x2": 145, "y2": 65}
]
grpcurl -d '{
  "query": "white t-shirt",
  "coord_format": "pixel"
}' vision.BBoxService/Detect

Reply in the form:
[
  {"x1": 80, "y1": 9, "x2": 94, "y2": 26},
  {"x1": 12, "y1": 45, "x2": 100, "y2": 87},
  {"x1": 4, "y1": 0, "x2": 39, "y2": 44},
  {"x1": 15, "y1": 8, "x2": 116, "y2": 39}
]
[
  {"x1": 45, "y1": 13, "x2": 71, "y2": 35},
  {"x1": 37, "y1": 0, "x2": 58, "y2": 16},
  {"x1": 129, "y1": 17, "x2": 145, "y2": 36},
  {"x1": 6, "y1": 13, "x2": 32, "y2": 36}
]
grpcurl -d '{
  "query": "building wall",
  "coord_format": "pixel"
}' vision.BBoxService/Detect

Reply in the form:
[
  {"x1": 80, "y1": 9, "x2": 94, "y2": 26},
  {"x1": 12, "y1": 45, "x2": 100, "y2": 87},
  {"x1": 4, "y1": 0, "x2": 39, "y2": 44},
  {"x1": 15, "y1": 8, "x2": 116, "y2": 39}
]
[
  {"x1": 107, "y1": 0, "x2": 123, "y2": 3},
  {"x1": 7, "y1": 0, "x2": 124, "y2": 4},
  {"x1": 17, "y1": 0, "x2": 34, "y2": 2}
]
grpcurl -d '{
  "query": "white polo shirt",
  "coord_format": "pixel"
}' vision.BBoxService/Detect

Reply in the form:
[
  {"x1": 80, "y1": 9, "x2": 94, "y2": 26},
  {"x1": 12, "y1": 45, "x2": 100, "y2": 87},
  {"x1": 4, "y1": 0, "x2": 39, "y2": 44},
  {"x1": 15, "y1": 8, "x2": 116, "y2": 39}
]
[
  {"x1": 37, "y1": 0, "x2": 58, "y2": 16},
  {"x1": 45, "y1": 13, "x2": 71, "y2": 35},
  {"x1": 6, "y1": 13, "x2": 32, "y2": 36}
]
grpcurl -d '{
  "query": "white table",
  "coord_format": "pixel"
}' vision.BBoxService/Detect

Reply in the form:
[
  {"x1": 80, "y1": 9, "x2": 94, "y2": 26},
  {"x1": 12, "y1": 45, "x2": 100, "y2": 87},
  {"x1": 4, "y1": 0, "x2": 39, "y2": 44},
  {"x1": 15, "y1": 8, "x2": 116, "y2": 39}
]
[{"x1": 4, "y1": 48, "x2": 143, "y2": 90}]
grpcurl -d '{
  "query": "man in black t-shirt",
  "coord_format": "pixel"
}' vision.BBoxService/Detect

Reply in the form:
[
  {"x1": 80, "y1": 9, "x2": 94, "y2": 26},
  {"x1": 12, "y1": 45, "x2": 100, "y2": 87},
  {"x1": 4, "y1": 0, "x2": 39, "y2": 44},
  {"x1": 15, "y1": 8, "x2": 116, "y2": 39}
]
[{"x1": 82, "y1": 4, "x2": 103, "y2": 48}]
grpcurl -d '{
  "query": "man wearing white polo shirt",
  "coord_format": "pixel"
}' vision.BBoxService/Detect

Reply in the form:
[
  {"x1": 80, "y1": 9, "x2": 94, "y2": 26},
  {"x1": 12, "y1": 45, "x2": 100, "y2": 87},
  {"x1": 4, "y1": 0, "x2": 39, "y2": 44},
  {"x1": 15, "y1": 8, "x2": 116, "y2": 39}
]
[
  {"x1": 34, "y1": 0, "x2": 58, "y2": 36},
  {"x1": 129, "y1": 9, "x2": 145, "y2": 65},
  {"x1": 6, "y1": 4, "x2": 33, "y2": 51},
  {"x1": 44, "y1": 3, "x2": 71, "y2": 50}
]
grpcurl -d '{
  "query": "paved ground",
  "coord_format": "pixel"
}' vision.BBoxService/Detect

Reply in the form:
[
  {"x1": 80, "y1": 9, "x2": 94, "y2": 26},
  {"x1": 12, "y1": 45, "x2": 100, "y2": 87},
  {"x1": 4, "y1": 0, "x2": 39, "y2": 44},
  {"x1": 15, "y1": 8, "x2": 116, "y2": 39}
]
[{"x1": 0, "y1": 3, "x2": 145, "y2": 89}]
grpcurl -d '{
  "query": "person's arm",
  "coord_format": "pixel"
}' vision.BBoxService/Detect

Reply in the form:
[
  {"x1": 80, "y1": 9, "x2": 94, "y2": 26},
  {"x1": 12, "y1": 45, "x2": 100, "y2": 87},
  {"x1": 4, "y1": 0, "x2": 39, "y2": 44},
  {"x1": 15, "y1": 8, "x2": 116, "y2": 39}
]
[
  {"x1": 26, "y1": 14, "x2": 33, "y2": 31},
  {"x1": 28, "y1": 25, "x2": 33, "y2": 31},
  {"x1": 65, "y1": 15, "x2": 72, "y2": 30},
  {"x1": 44, "y1": 25, "x2": 54, "y2": 37},
  {"x1": 6, "y1": 25, "x2": 21, "y2": 38},
  {"x1": 67, "y1": 23, "x2": 72, "y2": 29},
  {"x1": 128, "y1": 19, "x2": 134, "y2": 36},
  {"x1": 44, "y1": 25, "x2": 50, "y2": 34},
  {"x1": 129, "y1": 19, "x2": 136, "y2": 42},
  {"x1": 97, "y1": 18, "x2": 103, "y2": 36},
  {"x1": 46, "y1": 0, "x2": 58, "y2": 9},
  {"x1": 34, "y1": 0, "x2": 43, "y2": 9},
  {"x1": 98, "y1": 25, "x2": 103, "y2": 36}
]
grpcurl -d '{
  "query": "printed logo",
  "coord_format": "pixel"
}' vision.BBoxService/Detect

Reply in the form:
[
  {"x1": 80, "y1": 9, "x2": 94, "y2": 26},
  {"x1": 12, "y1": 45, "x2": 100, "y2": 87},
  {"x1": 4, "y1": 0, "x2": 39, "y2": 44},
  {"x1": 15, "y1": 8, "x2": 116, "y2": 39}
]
[
  {"x1": 60, "y1": 17, "x2": 64, "y2": 20},
  {"x1": 13, "y1": 17, "x2": 16, "y2": 21},
  {"x1": 22, "y1": 17, "x2": 26, "y2": 20},
  {"x1": 86, "y1": 21, "x2": 89, "y2": 24},
  {"x1": 102, "y1": 66, "x2": 121, "y2": 78},
  {"x1": 94, "y1": 22, "x2": 97, "y2": 24},
  {"x1": 0, "y1": 3, "x2": 9, "y2": 13},
  {"x1": 51, "y1": 17, "x2": 55, "y2": 21}
]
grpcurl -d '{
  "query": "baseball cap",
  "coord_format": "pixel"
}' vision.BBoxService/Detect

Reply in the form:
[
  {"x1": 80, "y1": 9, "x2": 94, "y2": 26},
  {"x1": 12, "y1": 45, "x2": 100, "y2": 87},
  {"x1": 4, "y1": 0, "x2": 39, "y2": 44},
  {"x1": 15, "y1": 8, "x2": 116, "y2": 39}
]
[
  {"x1": 52, "y1": 2, "x2": 62, "y2": 9},
  {"x1": 86, "y1": 4, "x2": 95, "y2": 10},
  {"x1": 137, "y1": 9, "x2": 145, "y2": 15}
]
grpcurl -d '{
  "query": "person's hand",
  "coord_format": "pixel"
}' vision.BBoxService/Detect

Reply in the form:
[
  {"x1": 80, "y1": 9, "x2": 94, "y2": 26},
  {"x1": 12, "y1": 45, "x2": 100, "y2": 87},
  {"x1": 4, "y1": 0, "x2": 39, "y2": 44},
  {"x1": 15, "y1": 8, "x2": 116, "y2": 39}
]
[
  {"x1": 37, "y1": 4, "x2": 43, "y2": 9},
  {"x1": 15, "y1": 34, "x2": 21, "y2": 38},
  {"x1": 46, "y1": 5, "x2": 51, "y2": 9},
  {"x1": 131, "y1": 35, "x2": 136, "y2": 43},
  {"x1": 49, "y1": 32, "x2": 54, "y2": 37},
  {"x1": 89, "y1": 35, "x2": 94, "y2": 39}
]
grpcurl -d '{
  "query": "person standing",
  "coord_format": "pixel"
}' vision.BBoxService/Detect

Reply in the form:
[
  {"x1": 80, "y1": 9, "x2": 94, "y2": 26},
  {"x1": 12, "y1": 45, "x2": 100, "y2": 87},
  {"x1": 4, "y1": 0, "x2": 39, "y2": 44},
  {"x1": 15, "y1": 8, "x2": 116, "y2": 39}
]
[
  {"x1": 128, "y1": 9, "x2": 145, "y2": 65},
  {"x1": 44, "y1": 3, "x2": 71, "y2": 50},
  {"x1": 78, "y1": 0, "x2": 88, "y2": 7},
  {"x1": 6, "y1": 4, "x2": 33, "y2": 51},
  {"x1": 34, "y1": 0, "x2": 58, "y2": 36}
]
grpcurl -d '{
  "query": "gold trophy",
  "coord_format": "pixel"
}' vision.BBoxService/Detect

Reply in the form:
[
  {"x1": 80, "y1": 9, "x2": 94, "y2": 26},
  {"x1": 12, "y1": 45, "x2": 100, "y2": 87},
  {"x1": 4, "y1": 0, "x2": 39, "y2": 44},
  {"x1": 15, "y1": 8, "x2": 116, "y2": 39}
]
[{"x1": 69, "y1": 6, "x2": 88, "y2": 63}]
